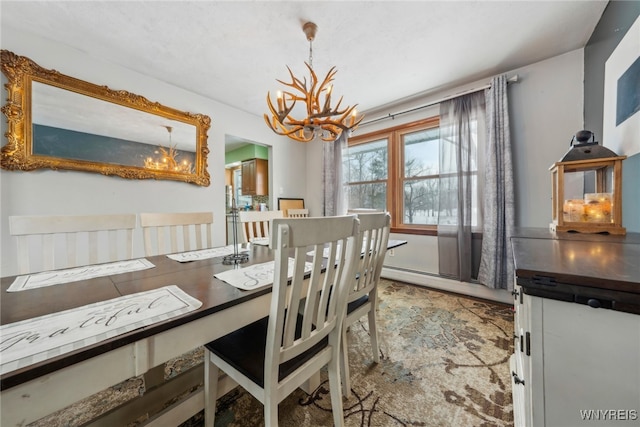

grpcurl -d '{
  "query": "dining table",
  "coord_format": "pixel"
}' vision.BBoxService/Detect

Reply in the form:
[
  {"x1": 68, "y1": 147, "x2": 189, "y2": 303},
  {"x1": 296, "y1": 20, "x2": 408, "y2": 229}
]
[{"x1": 1, "y1": 238, "x2": 407, "y2": 427}]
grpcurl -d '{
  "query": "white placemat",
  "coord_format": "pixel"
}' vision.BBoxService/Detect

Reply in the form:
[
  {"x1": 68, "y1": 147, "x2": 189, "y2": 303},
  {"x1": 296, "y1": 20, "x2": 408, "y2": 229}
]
[
  {"x1": 0, "y1": 285, "x2": 202, "y2": 375},
  {"x1": 214, "y1": 258, "x2": 313, "y2": 291},
  {"x1": 306, "y1": 239, "x2": 370, "y2": 259},
  {"x1": 7, "y1": 259, "x2": 156, "y2": 292},
  {"x1": 166, "y1": 245, "x2": 248, "y2": 262},
  {"x1": 307, "y1": 247, "x2": 339, "y2": 259},
  {"x1": 249, "y1": 237, "x2": 270, "y2": 246}
]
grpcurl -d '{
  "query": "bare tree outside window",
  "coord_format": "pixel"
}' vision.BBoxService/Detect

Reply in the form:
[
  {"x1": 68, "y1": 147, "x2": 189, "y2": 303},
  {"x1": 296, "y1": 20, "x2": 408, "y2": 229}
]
[
  {"x1": 344, "y1": 139, "x2": 388, "y2": 210},
  {"x1": 402, "y1": 127, "x2": 439, "y2": 224}
]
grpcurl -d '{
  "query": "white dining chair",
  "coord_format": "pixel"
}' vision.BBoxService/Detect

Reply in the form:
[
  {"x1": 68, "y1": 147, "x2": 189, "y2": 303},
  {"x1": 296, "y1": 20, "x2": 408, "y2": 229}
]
[
  {"x1": 9, "y1": 214, "x2": 137, "y2": 274},
  {"x1": 203, "y1": 215, "x2": 360, "y2": 427},
  {"x1": 139, "y1": 211, "x2": 215, "y2": 393},
  {"x1": 287, "y1": 208, "x2": 309, "y2": 218},
  {"x1": 238, "y1": 210, "x2": 284, "y2": 243},
  {"x1": 139, "y1": 212, "x2": 213, "y2": 256},
  {"x1": 341, "y1": 212, "x2": 391, "y2": 398}
]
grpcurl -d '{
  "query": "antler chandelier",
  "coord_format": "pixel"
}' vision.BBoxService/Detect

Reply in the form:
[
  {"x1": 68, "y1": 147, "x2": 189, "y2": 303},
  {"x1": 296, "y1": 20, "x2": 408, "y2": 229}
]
[
  {"x1": 264, "y1": 21, "x2": 364, "y2": 142},
  {"x1": 144, "y1": 126, "x2": 193, "y2": 174}
]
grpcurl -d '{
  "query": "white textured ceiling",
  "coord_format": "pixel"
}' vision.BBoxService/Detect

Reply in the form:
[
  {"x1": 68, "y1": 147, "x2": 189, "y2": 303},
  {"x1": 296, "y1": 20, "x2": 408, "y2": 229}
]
[{"x1": 2, "y1": 1, "x2": 607, "y2": 120}]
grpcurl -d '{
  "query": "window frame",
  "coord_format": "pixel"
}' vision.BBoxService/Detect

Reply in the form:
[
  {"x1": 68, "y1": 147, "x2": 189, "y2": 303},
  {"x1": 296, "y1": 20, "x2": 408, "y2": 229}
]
[{"x1": 347, "y1": 117, "x2": 440, "y2": 236}]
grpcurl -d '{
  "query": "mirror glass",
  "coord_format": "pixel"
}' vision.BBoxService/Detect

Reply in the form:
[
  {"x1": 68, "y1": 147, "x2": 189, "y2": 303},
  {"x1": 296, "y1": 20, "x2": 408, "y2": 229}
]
[{"x1": 1, "y1": 50, "x2": 210, "y2": 186}]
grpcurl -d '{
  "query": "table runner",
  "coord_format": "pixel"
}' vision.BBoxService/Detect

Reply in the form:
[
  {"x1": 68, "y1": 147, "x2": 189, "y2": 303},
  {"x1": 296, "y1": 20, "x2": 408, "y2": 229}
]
[
  {"x1": 7, "y1": 259, "x2": 155, "y2": 292},
  {"x1": 166, "y1": 245, "x2": 248, "y2": 262},
  {"x1": 214, "y1": 259, "x2": 313, "y2": 290},
  {"x1": 0, "y1": 285, "x2": 202, "y2": 375}
]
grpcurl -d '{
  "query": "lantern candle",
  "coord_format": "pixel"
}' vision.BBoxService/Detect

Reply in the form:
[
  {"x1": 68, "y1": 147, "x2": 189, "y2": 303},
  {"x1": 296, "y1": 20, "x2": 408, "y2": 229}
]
[
  {"x1": 563, "y1": 199, "x2": 584, "y2": 222},
  {"x1": 584, "y1": 193, "x2": 612, "y2": 223}
]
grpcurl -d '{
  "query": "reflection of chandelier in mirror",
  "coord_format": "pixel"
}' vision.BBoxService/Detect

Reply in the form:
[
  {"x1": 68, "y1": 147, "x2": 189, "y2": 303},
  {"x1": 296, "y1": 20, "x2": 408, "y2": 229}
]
[
  {"x1": 144, "y1": 126, "x2": 193, "y2": 173},
  {"x1": 264, "y1": 21, "x2": 364, "y2": 142}
]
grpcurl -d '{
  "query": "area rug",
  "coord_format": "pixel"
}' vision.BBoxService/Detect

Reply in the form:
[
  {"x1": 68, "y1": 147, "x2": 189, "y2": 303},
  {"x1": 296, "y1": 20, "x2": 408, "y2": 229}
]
[{"x1": 29, "y1": 280, "x2": 514, "y2": 427}]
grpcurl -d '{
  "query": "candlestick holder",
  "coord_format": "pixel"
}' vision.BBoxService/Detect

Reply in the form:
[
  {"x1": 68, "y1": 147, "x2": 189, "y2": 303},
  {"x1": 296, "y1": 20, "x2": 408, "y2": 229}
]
[{"x1": 223, "y1": 198, "x2": 249, "y2": 265}]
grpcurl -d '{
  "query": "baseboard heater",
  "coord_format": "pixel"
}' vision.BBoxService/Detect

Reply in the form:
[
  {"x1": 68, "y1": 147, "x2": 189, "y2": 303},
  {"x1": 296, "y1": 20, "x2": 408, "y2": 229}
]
[{"x1": 381, "y1": 266, "x2": 512, "y2": 304}]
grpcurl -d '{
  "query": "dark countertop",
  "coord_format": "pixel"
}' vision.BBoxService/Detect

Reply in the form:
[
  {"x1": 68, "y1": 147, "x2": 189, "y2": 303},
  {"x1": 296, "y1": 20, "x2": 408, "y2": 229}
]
[{"x1": 511, "y1": 227, "x2": 640, "y2": 313}]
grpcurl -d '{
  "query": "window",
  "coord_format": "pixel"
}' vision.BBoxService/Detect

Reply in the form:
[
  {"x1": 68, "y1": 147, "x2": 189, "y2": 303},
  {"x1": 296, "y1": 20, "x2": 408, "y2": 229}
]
[
  {"x1": 345, "y1": 116, "x2": 481, "y2": 235},
  {"x1": 343, "y1": 117, "x2": 484, "y2": 235}
]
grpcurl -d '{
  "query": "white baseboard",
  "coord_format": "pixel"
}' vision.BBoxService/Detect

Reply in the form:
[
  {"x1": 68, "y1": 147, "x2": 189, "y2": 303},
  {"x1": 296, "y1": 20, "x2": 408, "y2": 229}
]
[{"x1": 381, "y1": 267, "x2": 513, "y2": 305}]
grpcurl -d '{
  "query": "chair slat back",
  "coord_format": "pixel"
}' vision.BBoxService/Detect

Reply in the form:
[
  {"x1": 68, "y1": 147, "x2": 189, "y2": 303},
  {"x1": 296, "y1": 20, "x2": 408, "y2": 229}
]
[
  {"x1": 350, "y1": 212, "x2": 391, "y2": 302},
  {"x1": 9, "y1": 214, "x2": 136, "y2": 274},
  {"x1": 287, "y1": 208, "x2": 309, "y2": 218},
  {"x1": 139, "y1": 212, "x2": 213, "y2": 256},
  {"x1": 238, "y1": 210, "x2": 283, "y2": 242},
  {"x1": 266, "y1": 216, "x2": 359, "y2": 374}
]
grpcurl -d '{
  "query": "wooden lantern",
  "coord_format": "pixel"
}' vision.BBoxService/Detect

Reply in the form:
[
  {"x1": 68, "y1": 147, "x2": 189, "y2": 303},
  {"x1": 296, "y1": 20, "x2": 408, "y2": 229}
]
[{"x1": 550, "y1": 156, "x2": 626, "y2": 235}]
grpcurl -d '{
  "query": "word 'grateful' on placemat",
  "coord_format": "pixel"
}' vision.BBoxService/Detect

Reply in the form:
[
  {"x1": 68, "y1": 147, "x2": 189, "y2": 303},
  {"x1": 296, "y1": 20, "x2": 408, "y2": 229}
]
[
  {"x1": 0, "y1": 285, "x2": 202, "y2": 375},
  {"x1": 7, "y1": 259, "x2": 156, "y2": 292},
  {"x1": 166, "y1": 245, "x2": 248, "y2": 262},
  {"x1": 214, "y1": 258, "x2": 313, "y2": 291}
]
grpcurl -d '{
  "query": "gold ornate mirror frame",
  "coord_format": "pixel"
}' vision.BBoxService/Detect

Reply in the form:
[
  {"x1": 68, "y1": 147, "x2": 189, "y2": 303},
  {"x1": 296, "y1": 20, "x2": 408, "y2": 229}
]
[{"x1": 1, "y1": 50, "x2": 211, "y2": 186}]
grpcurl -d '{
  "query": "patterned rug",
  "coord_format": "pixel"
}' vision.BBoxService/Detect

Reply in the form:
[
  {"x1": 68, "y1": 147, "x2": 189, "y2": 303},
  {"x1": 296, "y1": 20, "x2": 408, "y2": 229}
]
[{"x1": 29, "y1": 280, "x2": 514, "y2": 427}]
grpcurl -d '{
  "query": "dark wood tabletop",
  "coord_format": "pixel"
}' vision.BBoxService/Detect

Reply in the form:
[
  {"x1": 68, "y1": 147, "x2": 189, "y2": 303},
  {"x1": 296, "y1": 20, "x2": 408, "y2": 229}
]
[
  {"x1": 0, "y1": 244, "x2": 273, "y2": 390},
  {"x1": 1, "y1": 239, "x2": 408, "y2": 390}
]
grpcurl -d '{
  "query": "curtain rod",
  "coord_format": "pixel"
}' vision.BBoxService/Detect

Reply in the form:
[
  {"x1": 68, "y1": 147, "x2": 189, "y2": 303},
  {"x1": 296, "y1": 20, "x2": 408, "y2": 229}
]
[{"x1": 359, "y1": 74, "x2": 519, "y2": 127}]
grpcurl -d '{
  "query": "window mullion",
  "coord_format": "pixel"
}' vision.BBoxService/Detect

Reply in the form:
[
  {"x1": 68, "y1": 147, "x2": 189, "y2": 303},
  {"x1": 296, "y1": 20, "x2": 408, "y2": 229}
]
[{"x1": 390, "y1": 131, "x2": 401, "y2": 229}]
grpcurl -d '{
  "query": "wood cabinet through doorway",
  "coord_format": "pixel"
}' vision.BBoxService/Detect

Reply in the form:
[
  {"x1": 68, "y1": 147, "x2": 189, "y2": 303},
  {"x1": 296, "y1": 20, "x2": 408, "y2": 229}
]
[{"x1": 241, "y1": 158, "x2": 268, "y2": 196}]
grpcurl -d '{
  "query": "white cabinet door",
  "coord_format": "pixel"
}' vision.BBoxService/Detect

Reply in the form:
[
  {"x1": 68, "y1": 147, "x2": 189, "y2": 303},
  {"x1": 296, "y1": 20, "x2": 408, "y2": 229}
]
[
  {"x1": 511, "y1": 354, "x2": 527, "y2": 427},
  {"x1": 516, "y1": 291, "x2": 543, "y2": 427},
  {"x1": 526, "y1": 295, "x2": 545, "y2": 427},
  {"x1": 542, "y1": 298, "x2": 640, "y2": 426},
  {"x1": 512, "y1": 282, "x2": 527, "y2": 422}
]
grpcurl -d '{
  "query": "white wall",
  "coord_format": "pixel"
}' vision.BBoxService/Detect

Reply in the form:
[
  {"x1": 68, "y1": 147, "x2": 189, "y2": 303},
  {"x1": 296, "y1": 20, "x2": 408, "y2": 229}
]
[
  {"x1": 0, "y1": 28, "x2": 307, "y2": 277},
  {"x1": 306, "y1": 49, "x2": 585, "y2": 302},
  {"x1": 509, "y1": 49, "x2": 585, "y2": 227}
]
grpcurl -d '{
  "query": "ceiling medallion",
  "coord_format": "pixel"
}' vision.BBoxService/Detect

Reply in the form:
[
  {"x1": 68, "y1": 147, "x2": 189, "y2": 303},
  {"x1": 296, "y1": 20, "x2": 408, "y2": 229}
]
[{"x1": 264, "y1": 21, "x2": 364, "y2": 142}]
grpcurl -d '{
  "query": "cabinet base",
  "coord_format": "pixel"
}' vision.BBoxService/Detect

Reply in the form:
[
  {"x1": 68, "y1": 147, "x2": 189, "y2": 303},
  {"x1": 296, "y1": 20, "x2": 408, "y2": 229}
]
[{"x1": 549, "y1": 222, "x2": 626, "y2": 235}]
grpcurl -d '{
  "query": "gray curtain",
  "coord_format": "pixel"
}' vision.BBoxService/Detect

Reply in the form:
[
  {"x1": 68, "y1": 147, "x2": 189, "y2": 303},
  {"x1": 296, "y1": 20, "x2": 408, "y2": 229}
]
[
  {"x1": 322, "y1": 132, "x2": 347, "y2": 216},
  {"x1": 478, "y1": 75, "x2": 515, "y2": 290},
  {"x1": 437, "y1": 92, "x2": 485, "y2": 281}
]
